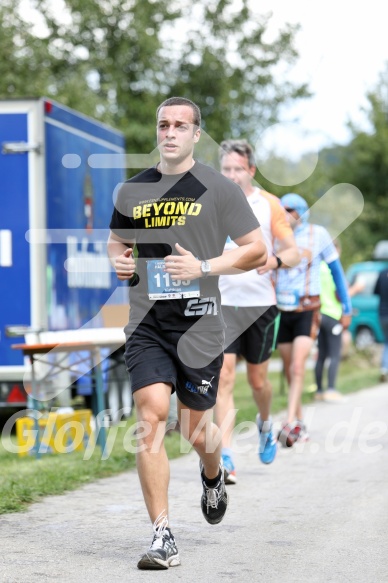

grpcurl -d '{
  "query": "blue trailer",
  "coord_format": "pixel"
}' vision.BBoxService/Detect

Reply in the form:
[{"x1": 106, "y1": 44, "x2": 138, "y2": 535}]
[{"x1": 0, "y1": 98, "x2": 129, "y2": 413}]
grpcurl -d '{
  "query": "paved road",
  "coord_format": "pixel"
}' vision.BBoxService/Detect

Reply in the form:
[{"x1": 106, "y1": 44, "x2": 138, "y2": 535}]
[{"x1": 1, "y1": 384, "x2": 387, "y2": 582}]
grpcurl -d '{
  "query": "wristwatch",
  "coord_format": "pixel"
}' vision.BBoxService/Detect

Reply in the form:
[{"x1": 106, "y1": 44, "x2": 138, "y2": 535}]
[
  {"x1": 200, "y1": 260, "x2": 211, "y2": 277},
  {"x1": 275, "y1": 255, "x2": 282, "y2": 269}
]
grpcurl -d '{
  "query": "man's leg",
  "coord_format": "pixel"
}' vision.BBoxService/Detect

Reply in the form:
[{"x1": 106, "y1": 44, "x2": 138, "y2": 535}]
[
  {"x1": 287, "y1": 335, "x2": 314, "y2": 423},
  {"x1": 244, "y1": 306, "x2": 279, "y2": 423},
  {"x1": 277, "y1": 336, "x2": 313, "y2": 447},
  {"x1": 216, "y1": 353, "x2": 238, "y2": 482},
  {"x1": 127, "y1": 327, "x2": 182, "y2": 571},
  {"x1": 247, "y1": 360, "x2": 271, "y2": 420},
  {"x1": 326, "y1": 324, "x2": 342, "y2": 390},
  {"x1": 278, "y1": 341, "x2": 292, "y2": 387},
  {"x1": 177, "y1": 399, "x2": 228, "y2": 525},
  {"x1": 178, "y1": 399, "x2": 222, "y2": 478},
  {"x1": 133, "y1": 382, "x2": 172, "y2": 523},
  {"x1": 216, "y1": 353, "x2": 237, "y2": 449},
  {"x1": 315, "y1": 316, "x2": 329, "y2": 393},
  {"x1": 247, "y1": 359, "x2": 277, "y2": 463}
]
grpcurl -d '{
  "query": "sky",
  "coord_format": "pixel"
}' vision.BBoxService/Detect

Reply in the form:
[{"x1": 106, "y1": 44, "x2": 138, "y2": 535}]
[{"x1": 251, "y1": 1, "x2": 388, "y2": 156}]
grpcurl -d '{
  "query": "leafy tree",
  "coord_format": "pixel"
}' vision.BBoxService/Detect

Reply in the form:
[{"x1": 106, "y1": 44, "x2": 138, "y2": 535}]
[
  {"x1": 256, "y1": 67, "x2": 388, "y2": 268},
  {"x1": 24, "y1": 0, "x2": 181, "y2": 152},
  {"x1": 167, "y1": 0, "x2": 309, "y2": 144},
  {"x1": 0, "y1": 0, "x2": 51, "y2": 97},
  {"x1": 1, "y1": 0, "x2": 309, "y2": 157},
  {"x1": 325, "y1": 68, "x2": 388, "y2": 263}
]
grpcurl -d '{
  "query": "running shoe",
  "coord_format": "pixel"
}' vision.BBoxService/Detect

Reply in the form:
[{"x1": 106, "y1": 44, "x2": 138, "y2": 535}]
[
  {"x1": 278, "y1": 421, "x2": 309, "y2": 447},
  {"x1": 256, "y1": 416, "x2": 277, "y2": 464},
  {"x1": 222, "y1": 453, "x2": 237, "y2": 485},
  {"x1": 291, "y1": 421, "x2": 309, "y2": 442},
  {"x1": 200, "y1": 462, "x2": 229, "y2": 525},
  {"x1": 277, "y1": 423, "x2": 296, "y2": 448},
  {"x1": 314, "y1": 391, "x2": 325, "y2": 402},
  {"x1": 137, "y1": 513, "x2": 180, "y2": 570},
  {"x1": 323, "y1": 389, "x2": 345, "y2": 403}
]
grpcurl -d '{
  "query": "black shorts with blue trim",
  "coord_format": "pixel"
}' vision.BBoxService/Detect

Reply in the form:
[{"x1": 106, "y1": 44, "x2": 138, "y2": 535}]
[{"x1": 124, "y1": 323, "x2": 224, "y2": 411}]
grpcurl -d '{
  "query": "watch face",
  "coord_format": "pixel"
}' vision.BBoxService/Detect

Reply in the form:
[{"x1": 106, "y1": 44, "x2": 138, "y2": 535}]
[{"x1": 201, "y1": 260, "x2": 211, "y2": 274}]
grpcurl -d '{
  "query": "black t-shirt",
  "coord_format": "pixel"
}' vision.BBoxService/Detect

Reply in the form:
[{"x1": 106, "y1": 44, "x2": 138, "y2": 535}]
[{"x1": 109, "y1": 161, "x2": 260, "y2": 331}]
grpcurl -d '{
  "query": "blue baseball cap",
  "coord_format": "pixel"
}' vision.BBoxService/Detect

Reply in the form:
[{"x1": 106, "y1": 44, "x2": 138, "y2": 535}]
[{"x1": 280, "y1": 193, "x2": 309, "y2": 223}]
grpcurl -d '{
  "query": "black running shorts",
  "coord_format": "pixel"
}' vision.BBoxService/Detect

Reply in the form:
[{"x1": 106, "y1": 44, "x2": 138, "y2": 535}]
[
  {"x1": 277, "y1": 309, "x2": 320, "y2": 343},
  {"x1": 223, "y1": 305, "x2": 280, "y2": 364},
  {"x1": 125, "y1": 324, "x2": 225, "y2": 411}
]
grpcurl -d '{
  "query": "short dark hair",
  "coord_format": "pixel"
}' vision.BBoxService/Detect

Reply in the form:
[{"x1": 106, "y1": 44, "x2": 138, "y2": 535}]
[
  {"x1": 156, "y1": 97, "x2": 201, "y2": 128},
  {"x1": 219, "y1": 139, "x2": 256, "y2": 168}
]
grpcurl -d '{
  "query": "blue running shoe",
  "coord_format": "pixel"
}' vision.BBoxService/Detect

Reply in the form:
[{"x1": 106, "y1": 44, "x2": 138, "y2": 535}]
[
  {"x1": 256, "y1": 415, "x2": 277, "y2": 464},
  {"x1": 221, "y1": 453, "x2": 237, "y2": 485}
]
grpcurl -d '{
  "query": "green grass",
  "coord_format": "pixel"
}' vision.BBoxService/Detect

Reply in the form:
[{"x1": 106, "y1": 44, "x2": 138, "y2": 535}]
[
  {"x1": 235, "y1": 351, "x2": 380, "y2": 427},
  {"x1": 0, "y1": 417, "x2": 182, "y2": 514},
  {"x1": 0, "y1": 350, "x2": 380, "y2": 515}
]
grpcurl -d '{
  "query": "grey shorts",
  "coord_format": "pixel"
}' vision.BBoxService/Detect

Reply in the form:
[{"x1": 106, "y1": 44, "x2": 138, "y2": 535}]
[{"x1": 124, "y1": 324, "x2": 225, "y2": 411}]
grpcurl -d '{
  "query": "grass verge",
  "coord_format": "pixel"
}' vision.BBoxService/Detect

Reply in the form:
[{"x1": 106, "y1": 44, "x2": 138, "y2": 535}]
[
  {"x1": 0, "y1": 350, "x2": 380, "y2": 514},
  {"x1": 0, "y1": 419, "x2": 182, "y2": 514},
  {"x1": 235, "y1": 351, "x2": 380, "y2": 427}
]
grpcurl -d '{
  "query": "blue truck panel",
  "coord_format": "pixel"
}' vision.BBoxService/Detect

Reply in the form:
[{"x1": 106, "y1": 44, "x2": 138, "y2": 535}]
[
  {"x1": 44, "y1": 107, "x2": 125, "y2": 330},
  {"x1": 0, "y1": 112, "x2": 31, "y2": 366},
  {"x1": 44, "y1": 100, "x2": 124, "y2": 149},
  {"x1": 0, "y1": 99, "x2": 127, "y2": 407}
]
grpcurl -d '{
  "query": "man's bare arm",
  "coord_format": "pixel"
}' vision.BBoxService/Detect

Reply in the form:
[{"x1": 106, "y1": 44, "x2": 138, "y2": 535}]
[
  {"x1": 257, "y1": 233, "x2": 300, "y2": 274},
  {"x1": 164, "y1": 228, "x2": 267, "y2": 281}
]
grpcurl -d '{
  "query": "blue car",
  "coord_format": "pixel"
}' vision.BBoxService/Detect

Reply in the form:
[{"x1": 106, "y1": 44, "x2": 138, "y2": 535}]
[{"x1": 347, "y1": 259, "x2": 388, "y2": 348}]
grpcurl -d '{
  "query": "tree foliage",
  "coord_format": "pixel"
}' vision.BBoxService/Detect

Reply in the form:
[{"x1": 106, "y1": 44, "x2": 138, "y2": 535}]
[
  {"x1": 167, "y1": 0, "x2": 309, "y2": 143},
  {"x1": 0, "y1": 0, "x2": 308, "y2": 153},
  {"x1": 255, "y1": 68, "x2": 388, "y2": 268},
  {"x1": 324, "y1": 70, "x2": 388, "y2": 264},
  {"x1": 0, "y1": 1, "x2": 52, "y2": 97},
  {"x1": 4, "y1": 0, "x2": 387, "y2": 267}
]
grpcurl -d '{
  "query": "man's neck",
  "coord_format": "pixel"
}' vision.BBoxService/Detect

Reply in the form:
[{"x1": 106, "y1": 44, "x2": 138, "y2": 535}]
[
  {"x1": 244, "y1": 184, "x2": 256, "y2": 197},
  {"x1": 157, "y1": 158, "x2": 195, "y2": 175}
]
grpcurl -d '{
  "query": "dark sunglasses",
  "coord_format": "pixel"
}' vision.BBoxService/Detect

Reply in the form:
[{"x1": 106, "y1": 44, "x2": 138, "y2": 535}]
[{"x1": 284, "y1": 207, "x2": 295, "y2": 213}]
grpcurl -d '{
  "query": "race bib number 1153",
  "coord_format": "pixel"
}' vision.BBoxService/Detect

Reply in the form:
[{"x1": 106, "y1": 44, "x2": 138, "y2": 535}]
[{"x1": 147, "y1": 260, "x2": 200, "y2": 300}]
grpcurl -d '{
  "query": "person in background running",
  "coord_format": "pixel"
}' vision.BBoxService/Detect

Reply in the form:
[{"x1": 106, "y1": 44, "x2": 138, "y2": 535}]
[
  {"x1": 275, "y1": 194, "x2": 352, "y2": 447},
  {"x1": 216, "y1": 140, "x2": 300, "y2": 483},
  {"x1": 315, "y1": 239, "x2": 364, "y2": 402}
]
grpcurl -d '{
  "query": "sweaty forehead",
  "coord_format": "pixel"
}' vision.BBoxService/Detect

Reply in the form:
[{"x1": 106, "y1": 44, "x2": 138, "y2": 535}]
[{"x1": 157, "y1": 105, "x2": 195, "y2": 124}]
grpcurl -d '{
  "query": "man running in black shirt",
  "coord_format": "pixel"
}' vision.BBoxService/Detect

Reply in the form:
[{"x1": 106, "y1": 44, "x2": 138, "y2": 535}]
[{"x1": 108, "y1": 97, "x2": 267, "y2": 569}]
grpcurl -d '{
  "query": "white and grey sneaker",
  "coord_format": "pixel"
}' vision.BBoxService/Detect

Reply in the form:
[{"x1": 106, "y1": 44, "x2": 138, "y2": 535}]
[
  {"x1": 137, "y1": 512, "x2": 181, "y2": 570},
  {"x1": 200, "y1": 462, "x2": 229, "y2": 525}
]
